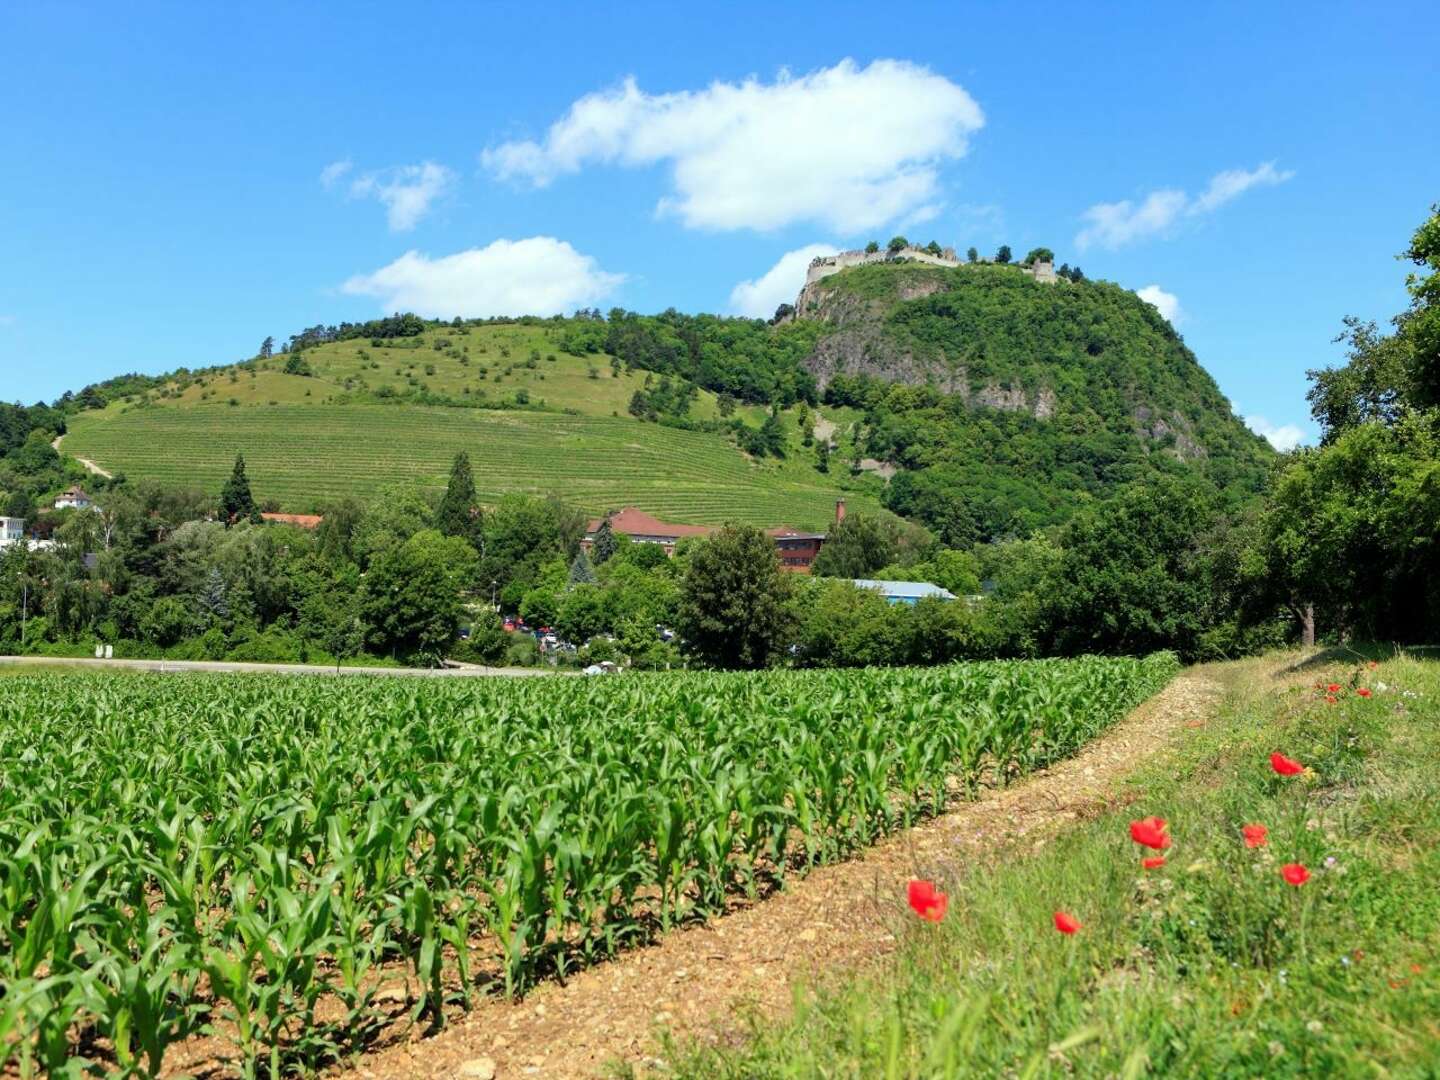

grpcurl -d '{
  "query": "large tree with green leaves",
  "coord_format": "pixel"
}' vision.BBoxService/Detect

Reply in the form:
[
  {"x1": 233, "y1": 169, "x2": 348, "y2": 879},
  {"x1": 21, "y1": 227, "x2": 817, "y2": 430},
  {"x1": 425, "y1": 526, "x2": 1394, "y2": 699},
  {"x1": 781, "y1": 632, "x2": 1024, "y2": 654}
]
[
  {"x1": 435, "y1": 451, "x2": 482, "y2": 548},
  {"x1": 218, "y1": 454, "x2": 259, "y2": 526},
  {"x1": 676, "y1": 525, "x2": 794, "y2": 669},
  {"x1": 361, "y1": 529, "x2": 476, "y2": 661},
  {"x1": 1262, "y1": 201, "x2": 1440, "y2": 644}
]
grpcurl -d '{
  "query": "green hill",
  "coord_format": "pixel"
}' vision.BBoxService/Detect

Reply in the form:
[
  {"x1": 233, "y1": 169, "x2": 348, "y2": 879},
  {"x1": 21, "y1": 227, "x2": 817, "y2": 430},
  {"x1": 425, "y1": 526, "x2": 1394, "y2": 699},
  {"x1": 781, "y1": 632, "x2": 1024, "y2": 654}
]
[
  {"x1": 60, "y1": 320, "x2": 878, "y2": 530},
  {"x1": 795, "y1": 261, "x2": 1274, "y2": 539},
  {"x1": 55, "y1": 261, "x2": 1272, "y2": 537}
]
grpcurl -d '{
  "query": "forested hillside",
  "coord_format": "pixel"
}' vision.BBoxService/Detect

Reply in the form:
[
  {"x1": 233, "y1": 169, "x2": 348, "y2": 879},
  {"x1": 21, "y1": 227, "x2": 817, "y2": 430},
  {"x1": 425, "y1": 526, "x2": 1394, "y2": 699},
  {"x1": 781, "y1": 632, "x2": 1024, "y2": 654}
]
[
  {"x1": 42, "y1": 260, "x2": 1270, "y2": 539},
  {"x1": 801, "y1": 262, "x2": 1274, "y2": 539}
]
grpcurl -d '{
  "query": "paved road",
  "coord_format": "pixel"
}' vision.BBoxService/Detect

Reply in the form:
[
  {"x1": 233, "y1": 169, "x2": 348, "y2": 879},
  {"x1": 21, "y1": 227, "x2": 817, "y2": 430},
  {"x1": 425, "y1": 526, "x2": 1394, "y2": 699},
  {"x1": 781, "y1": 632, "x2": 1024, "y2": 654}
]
[{"x1": 0, "y1": 655, "x2": 556, "y2": 678}]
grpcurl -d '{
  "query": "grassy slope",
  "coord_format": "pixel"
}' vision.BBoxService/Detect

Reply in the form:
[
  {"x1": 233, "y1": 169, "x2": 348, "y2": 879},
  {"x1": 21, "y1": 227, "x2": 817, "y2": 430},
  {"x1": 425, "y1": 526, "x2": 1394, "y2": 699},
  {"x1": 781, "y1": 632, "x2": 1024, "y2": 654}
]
[
  {"x1": 62, "y1": 323, "x2": 879, "y2": 529},
  {"x1": 669, "y1": 650, "x2": 1440, "y2": 1078}
]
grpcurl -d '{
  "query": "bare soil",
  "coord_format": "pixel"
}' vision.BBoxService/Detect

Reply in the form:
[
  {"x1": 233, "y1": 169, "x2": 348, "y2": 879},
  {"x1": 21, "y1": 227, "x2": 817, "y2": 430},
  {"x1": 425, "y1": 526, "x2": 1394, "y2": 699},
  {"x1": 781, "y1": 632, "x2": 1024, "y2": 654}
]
[{"x1": 338, "y1": 670, "x2": 1225, "y2": 1080}]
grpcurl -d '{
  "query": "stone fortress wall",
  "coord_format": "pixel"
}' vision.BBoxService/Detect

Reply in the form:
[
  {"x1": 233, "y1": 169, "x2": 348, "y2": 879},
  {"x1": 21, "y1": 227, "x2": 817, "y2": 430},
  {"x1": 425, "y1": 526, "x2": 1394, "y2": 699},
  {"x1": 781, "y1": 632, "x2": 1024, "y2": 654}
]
[{"x1": 805, "y1": 246, "x2": 1057, "y2": 287}]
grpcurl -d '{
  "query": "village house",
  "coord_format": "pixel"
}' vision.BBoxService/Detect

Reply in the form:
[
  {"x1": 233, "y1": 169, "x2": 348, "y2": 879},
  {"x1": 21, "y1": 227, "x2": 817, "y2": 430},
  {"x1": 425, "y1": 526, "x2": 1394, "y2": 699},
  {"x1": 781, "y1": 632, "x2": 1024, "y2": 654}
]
[
  {"x1": 0, "y1": 517, "x2": 25, "y2": 547},
  {"x1": 582, "y1": 500, "x2": 847, "y2": 572},
  {"x1": 54, "y1": 485, "x2": 95, "y2": 511},
  {"x1": 260, "y1": 512, "x2": 324, "y2": 530}
]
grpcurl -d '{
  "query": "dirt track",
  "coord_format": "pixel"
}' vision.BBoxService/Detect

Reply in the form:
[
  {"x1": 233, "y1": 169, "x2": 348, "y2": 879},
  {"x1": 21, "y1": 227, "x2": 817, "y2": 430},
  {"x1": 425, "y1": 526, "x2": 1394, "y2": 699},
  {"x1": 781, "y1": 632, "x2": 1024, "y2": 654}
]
[{"x1": 339, "y1": 669, "x2": 1225, "y2": 1079}]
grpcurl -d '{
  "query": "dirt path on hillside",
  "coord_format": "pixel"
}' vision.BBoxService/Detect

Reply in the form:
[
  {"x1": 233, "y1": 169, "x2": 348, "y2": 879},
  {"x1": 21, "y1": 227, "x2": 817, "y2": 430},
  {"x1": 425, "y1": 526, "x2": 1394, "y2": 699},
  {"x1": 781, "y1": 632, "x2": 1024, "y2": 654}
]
[
  {"x1": 51, "y1": 434, "x2": 113, "y2": 478},
  {"x1": 340, "y1": 670, "x2": 1225, "y2": 1080}
]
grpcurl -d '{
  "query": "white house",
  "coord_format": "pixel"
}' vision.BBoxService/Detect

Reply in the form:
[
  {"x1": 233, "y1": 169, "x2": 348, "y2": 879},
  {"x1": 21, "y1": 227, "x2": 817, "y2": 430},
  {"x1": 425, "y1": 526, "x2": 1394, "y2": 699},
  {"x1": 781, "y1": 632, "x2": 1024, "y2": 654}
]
[
  {"x1": 0, "y1": 517, "x2": 25, "y2": 546},
  {"x1": 54, "y1": 486, "x2": 94, "y2": 511}
]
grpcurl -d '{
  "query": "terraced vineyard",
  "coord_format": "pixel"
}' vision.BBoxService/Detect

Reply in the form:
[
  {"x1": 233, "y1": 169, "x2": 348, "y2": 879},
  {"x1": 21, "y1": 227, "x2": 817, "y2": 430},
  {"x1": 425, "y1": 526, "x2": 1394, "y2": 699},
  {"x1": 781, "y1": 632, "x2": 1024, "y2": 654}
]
[
  {"x1": 0, "y1": 655, "x2": 1177, "y2": 1077},
  {"x1": 63, "y1": 403, "x2": 876, "y2": 528}
]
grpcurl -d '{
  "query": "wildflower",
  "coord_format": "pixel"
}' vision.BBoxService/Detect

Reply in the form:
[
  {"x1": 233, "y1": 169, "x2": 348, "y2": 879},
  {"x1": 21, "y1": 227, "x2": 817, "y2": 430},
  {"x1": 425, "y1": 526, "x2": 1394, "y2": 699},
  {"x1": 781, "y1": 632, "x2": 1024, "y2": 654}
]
[
  {"x1": 907, "y1": 879, "x2": 948, "y2": 922},
  {"x1": 1141, "y1": 855, "x2": 1166, "y2": 870},
  {"x1": 1357, "y1": 688, "x2": 1372, "y2": 698},
  {"x1": 1306, "y1": 1019, "x2": 1324, "y2": 1033},
  {"x1": 1325, "y1": 695, "x2": 1338, "y2": 704},
  {"x1": 1270, "y1": 752, "x2": 1304, "y2": 776},
  {"x1": 1053, "y1": 911, "x2": 1082, "y2": 935},
  {"x1": 1327, "y1": 683, "x2": 1342, "y2": 694},
  {"x1": 1281, "y1": 863, "x2": 1311, "y2": 886},
  {"x1": 1368, "y1": 660, "x2": 1379, "y2": 669},
  {"x1": 1129, "y1": 817, "x2": 1171, "y2": 850},
  {"x1": 1241, "y1": 823, "x2": 1269, "y2": 848}
]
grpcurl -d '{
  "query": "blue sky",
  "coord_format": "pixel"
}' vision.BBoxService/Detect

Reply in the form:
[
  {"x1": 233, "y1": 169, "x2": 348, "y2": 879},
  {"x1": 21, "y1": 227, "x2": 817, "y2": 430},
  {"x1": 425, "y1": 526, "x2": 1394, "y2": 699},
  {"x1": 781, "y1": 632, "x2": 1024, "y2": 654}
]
[{"x1": 2, "y1": 1, "x2": 1436, "y2": 447}]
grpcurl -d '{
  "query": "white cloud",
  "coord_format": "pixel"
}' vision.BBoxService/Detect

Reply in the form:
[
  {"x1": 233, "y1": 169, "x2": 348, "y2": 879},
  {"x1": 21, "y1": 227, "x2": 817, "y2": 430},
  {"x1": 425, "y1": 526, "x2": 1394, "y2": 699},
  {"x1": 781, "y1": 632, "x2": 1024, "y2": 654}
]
[
  {"x1": 1245, "y1": 415, "x2": 1306, "y2": 452},
  {"x1": 347, "y1": 161, "x2": 456, "y2": 232},
  {"x1": 1192, "y1": 162, "x2": 1294, "y2": 214},
  {"x1": 729, "y1": 243, "x2": 838, "y2": 317},
  {"x1": 1076, "y1": 190, "x2": 1188, "y2": 251},
  {"x1": 1136, "y1": 284, "x2": 1183, "y2": 324},
  {"x1": 1076, "y1": 161, "x2": 1294, "y2": 250},
  {"x1": 341, "y1": 237, "x2": 625, "y2": 318},
  {"x1": 319, "y1": 159, "x2": 353, "y2": 189},
  {"x1": 483, "y1": 59, "x2": 985, "y2": 234}
]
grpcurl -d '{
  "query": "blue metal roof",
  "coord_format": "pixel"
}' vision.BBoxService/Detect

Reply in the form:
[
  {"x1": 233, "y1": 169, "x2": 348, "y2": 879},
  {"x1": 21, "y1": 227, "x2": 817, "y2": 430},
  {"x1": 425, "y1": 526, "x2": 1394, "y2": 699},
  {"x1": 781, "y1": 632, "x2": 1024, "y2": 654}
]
[{"x1": 852, "y1": 579, "x2": 958, "y2": 601}]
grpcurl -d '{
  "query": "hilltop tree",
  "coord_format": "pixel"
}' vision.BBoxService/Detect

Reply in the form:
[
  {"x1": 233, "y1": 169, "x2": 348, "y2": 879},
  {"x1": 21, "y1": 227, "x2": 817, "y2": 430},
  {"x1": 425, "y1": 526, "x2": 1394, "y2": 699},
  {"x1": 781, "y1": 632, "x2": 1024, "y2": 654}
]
[
  {"x1": 887, "y1": 236, "x2": 909, "y2": 254},
  {"x1": 592, "y1": 516, "x2": 618, "y2": 564},
  {"x1": 258, "y1": 336, "x2": 274, "y2": 359},
  {"x1": 966, "y1": 247, "x2": 979, "y2": 263},
  {"x1": 864, "y1": 240, "x2": 880, "y2": 254},
  {"x1": 1023, "y1": 247, "x2": 1055, "y2": 265},
  {"x1": 925, "y1": 240, "x2": 944, "y2": 256},
  {"x1": 435, "y1": 451, "x2": 483, "y2": 547},
  {"x1": 218, "y1": 454, "x2": 260, "y2": 526},
  {"x1": 759, "y1": 410, "x2": 787, "y2": 457},
  {"x1": 995, "y1": 245, "x2": 1012, "y2": 264},
  {"x1": 677, "y1": 525, "x2": 794, "y2": 669}
]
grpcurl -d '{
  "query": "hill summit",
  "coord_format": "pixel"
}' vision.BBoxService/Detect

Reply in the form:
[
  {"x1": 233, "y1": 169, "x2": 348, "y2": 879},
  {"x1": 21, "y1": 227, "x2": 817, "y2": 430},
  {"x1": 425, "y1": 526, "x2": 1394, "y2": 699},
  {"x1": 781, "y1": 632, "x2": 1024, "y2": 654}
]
[{"x1": 48, "y1": 255, "x2": 1271, "y2": 541}]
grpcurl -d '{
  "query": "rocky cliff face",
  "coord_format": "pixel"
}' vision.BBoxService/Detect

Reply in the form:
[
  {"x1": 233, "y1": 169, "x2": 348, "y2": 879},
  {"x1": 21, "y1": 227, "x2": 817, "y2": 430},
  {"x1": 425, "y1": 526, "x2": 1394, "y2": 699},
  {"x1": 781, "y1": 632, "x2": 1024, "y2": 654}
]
[{"x1": 797, "y1": 270, "x2": 1058, "y2": 421}]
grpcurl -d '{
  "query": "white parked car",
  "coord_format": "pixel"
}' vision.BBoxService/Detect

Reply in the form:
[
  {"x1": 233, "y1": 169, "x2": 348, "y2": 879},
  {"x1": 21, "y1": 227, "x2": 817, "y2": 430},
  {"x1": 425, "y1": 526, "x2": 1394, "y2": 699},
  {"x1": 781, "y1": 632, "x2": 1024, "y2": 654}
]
[{"x1": 582, "y1": 661, "x2": 621, "y2": 676}]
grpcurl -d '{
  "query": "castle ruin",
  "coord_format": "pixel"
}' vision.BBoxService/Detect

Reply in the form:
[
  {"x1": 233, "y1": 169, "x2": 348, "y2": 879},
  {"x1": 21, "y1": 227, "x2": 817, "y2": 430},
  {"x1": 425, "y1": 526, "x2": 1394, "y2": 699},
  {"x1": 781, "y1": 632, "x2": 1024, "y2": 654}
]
[{"x1": 803, "y1": 246, "x2": 1057, "y2": 288}]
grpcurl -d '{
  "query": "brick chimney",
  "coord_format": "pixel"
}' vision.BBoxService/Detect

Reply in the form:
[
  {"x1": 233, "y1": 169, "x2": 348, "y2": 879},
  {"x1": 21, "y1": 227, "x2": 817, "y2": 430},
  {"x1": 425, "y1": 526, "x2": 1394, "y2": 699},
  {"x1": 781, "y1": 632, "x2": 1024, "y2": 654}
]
[{"x1": 835, "y1": 498, "x2": 846, "y2": 525}]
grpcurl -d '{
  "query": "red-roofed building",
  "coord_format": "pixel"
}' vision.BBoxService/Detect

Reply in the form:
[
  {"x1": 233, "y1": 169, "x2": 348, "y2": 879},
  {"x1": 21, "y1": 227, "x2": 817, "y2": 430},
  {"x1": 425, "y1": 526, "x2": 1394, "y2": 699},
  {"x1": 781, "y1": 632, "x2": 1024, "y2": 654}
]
[
  {"x1": 582, "y1": 500, "x2": 844, "y2": 572},
  {"x1": 261, "y1": 512, "x2": 324, "y2": 530}
]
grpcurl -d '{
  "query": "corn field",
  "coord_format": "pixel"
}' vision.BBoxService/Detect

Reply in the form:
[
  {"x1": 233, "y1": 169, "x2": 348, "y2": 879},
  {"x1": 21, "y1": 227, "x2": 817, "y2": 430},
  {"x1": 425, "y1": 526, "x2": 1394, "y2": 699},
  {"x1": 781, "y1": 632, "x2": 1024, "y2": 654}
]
[{"x1": 0, "y1": 654, "x2": 1176, "y2": 1077}]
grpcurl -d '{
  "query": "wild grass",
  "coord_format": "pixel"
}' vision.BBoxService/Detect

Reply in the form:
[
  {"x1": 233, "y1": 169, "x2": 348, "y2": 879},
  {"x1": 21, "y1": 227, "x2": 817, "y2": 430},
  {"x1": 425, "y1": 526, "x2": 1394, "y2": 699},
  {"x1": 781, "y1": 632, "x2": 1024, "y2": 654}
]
[{"x1": 665, "y1": 650, "x2": 1440, "y2": 1078}]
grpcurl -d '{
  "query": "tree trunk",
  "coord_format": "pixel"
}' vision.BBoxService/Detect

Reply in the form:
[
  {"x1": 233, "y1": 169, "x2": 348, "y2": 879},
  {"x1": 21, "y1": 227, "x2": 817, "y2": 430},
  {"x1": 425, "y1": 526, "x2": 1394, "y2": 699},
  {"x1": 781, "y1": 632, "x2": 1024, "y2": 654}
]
[{"x1": 1300, "y1": 603, "x2": 1315, "y2": 648}]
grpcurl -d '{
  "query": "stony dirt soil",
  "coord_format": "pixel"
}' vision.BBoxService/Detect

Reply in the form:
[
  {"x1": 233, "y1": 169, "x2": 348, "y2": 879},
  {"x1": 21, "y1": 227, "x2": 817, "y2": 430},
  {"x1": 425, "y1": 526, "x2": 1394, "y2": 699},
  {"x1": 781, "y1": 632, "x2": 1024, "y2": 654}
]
[{"x1": 340, "y1": 670, "x2": 1225, "y2": 1080}]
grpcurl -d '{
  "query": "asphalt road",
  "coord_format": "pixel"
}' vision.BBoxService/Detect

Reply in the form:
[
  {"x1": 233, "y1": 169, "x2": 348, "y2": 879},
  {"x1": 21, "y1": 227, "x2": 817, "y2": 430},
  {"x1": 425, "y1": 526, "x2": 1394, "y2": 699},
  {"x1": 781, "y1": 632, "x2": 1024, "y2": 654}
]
[{"x1": 0, "y1": 655, "x2": 556, "y2": 678}]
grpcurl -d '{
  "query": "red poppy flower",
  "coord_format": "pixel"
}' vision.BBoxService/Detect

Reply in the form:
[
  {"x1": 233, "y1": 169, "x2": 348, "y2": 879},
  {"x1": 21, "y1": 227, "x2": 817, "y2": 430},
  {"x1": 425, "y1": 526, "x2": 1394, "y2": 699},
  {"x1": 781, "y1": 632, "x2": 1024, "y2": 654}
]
[
  {"x1": 907, "y1": 879, "x2": 948, "y2": 922},
  {"x1": 1325, "y1": 694, "x2": 1338, "y2": 704},
  {"x1": 1129, "y1": 817, "x2": 1171, "y2": 850},
  {"x1": 1280, "y1": 863, "x2": 1310, "y2": 886},
  {"x1": 1141, "y1": 855, "x2": 1166, "y2": 870},
  {"x1": 1357, "y1": 688, "x2": 1372, "y2": 698},
  {"x1": 1053, "y1": 911, "x2": 1082, "y2": 934},
  {"x1": 1327, "y1": 683, "x2": 1342, "y2": 694},
  {"x1": 1241, "y1": 823, "x2": 1269, "y2": 848},
  {"x1": 1270, "y1": 752, "x2": 1304, "y2": 776}
]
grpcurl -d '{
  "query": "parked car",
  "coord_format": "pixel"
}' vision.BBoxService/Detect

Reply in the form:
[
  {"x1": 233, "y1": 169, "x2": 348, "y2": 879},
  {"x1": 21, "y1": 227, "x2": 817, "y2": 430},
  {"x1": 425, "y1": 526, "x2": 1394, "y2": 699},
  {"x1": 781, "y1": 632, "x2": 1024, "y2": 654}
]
[{"x1": 582, "y1": 661, "x2": 621, "y2": 676}]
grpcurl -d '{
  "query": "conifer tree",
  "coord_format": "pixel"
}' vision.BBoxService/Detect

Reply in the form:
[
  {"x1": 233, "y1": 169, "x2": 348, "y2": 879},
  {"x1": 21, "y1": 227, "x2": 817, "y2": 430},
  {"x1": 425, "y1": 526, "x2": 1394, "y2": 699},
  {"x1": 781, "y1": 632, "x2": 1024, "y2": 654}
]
[
  {"x1": 436, "y1": 451, "x2": 482, "y2": 547},
  {"x1": 592, "y1": 516, "x2": 618, "y2": 564},
  {"x1": 218, "y1": 453, "x2": 259, "y2": 526},
  {"x1": 568, "y1": 548, "x2": 597, "y2": 586}
]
